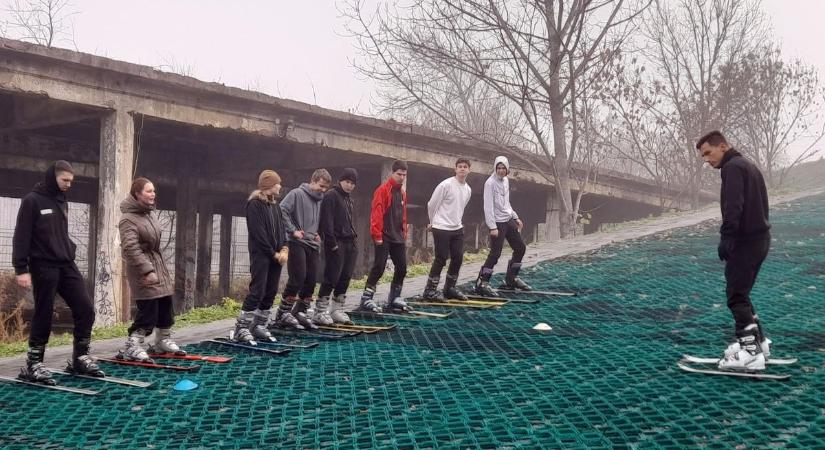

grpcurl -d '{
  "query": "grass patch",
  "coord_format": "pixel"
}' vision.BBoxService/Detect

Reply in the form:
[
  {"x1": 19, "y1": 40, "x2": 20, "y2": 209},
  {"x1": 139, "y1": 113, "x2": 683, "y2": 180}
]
[{"x1": 0, "y1": 298, "x2": 242, "y2": 358}]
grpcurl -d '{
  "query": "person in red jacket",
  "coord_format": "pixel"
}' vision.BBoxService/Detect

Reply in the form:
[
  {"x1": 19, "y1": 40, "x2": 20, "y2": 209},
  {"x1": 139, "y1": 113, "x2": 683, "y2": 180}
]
[{"x1": 358, "y1": 160, "x2": 409, "y2": 312}]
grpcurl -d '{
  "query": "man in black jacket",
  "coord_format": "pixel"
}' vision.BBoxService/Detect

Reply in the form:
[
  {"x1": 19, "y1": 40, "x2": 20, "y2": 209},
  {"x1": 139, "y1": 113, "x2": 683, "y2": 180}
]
[
  {"x1": 233, "y1": 169, "x2": 291, "y2": 342},
  {"x1": 12, "y1": 160, "x2": 104, "y2": 384},
  {"x1": 315, "y1": 168, "x2": 359, "y2": 325},
  {"x1": 696, "y1": 131, "x2": 771, "y2": 371}
]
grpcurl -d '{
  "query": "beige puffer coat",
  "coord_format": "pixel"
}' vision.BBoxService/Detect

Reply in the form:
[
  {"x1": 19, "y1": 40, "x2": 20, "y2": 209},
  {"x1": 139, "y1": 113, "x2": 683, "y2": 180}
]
[{"x1": 118, "y1": 196, "x2": 174, "y2": 301}]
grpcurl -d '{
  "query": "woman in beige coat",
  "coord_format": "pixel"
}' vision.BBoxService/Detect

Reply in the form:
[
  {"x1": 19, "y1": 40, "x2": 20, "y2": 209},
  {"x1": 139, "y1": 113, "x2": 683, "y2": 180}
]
[{"x1": 118, "y1": 177, "x2": 183, "y2": 361}]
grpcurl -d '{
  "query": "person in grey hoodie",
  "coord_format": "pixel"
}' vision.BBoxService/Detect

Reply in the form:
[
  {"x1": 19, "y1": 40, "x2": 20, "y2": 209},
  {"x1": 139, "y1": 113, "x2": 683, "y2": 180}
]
[
  {"x1": 474, "y1": 156, "x2": 532, "y2": 297},
  {"x1": 275, "y1": 169, "x2": 331, "y2": 329}
]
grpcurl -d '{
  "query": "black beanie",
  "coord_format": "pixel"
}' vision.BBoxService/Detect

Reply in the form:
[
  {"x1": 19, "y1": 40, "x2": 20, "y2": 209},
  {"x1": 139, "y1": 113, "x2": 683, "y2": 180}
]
[{"x1": 339, "y1": 168, "x2": 358, "y2": 184}]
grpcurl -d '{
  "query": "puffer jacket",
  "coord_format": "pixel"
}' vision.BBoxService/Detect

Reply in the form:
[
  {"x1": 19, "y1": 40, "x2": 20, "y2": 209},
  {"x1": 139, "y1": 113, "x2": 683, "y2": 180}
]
[{"x1": 118, "y1": 195, "x2": 174, "y2": 301}]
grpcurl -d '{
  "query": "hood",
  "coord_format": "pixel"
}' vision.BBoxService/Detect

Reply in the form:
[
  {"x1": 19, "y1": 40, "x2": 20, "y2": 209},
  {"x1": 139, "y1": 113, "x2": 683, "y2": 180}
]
[
  {"x1": 33, "y1": 161, "x2": 67, "y2": 199},
  {"x1": 120, "y1": 195, "x2": 155, "y2": 214},
  {"x1": 300, "y1": 183, "x2": 325, "y2": 201},
  {"x1": 492, "y1": 156, "x2": 510, "y2": 178}
]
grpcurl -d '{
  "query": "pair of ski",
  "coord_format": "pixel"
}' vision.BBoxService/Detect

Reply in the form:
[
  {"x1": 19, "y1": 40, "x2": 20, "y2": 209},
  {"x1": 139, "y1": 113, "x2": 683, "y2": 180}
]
[
  {"x1": 268, "y1": 326, "x2": 362, "y2": 340},
  {"x1": 317, "y1": 323, "x2": 397, "y2": 334},
  {"x1": 0, "y1": 362, "x2": 162, "y2": 395},
  {"x1": 678, "y1": 354, "x2": 797, "y2": 380},
  {"x1": 497, "y1": 287, "x2": 577, "y2": 297},
  {"x1": 0, "y1": 375, "x2": 103, "y2": 395},
  {"x1": 407, "y1": 295, "x2": 510, "y2": 309},
  {"x1": 96, "y1": 348, "x2": 237, "y2": 372},
  {"x1": 348, "y1": 308, "x2": 454, "y2": 321}
]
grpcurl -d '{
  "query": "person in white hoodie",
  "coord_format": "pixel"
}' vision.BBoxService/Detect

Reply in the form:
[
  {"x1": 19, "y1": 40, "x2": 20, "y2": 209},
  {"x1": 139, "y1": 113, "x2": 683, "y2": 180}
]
[
  {"x1": 474, "y1": 156, "x2": 532, "y2": 296},
  {"x1": 422, "y1": 158, "x2": 472, "y2": 301}
]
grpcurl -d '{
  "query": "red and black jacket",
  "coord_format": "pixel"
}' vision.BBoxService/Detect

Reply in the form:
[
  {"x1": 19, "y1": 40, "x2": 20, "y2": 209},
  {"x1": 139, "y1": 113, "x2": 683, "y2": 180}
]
[{"x1": 369, "y1": 177, "x2": 407, "y2": 243}]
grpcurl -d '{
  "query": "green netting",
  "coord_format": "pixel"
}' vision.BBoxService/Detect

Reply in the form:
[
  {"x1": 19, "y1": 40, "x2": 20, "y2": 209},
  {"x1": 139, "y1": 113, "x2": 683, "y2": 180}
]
[{"x1": 1, "y1": 194, "x2": 824, "y2": 449}]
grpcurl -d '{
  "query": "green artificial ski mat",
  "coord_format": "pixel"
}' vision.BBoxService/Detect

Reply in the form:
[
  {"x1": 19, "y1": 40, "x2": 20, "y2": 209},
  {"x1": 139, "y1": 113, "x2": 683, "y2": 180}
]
[{"x1": 1, "y1": 193, "x2": 823, "y2": 448}]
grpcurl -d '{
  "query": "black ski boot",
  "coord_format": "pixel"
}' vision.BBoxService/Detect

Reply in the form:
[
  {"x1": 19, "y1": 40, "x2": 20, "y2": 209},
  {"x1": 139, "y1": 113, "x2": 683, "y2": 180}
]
[
  {"x1": 274, "y1": 296, "x2": 305, "y2": 330},
  {"x1": 357, "y1": 287, "x2": 381, "y2": 312},
  {"x1": 66, "y1": 338, "x2": 105, "y2": 377},
  {"x1": 291, "y1": 297, "x2": 319, "y2": 330},
  {"x1": 443, "y1": 274, "x2": 468, "y2": 300},
  {"x1": 502, "y1": 260, "x2": 532, "y2": 291},
  {"x1": 474, "y1": 267, "x2": 499, "y2": 297},
  {"x1": 422, "y1": 276, "x2": 445, "y2": 301},
  {"x1": 385, "y1": 284, "x2": 411, "y2": 312},
  {"x1": 18, "y1": 345, "x2": 55, "y2": 385}
]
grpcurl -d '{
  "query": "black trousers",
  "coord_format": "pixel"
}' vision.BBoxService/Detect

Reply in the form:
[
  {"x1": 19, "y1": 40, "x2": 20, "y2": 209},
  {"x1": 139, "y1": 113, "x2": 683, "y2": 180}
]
[
  {"x1": 366, "y1": 242, "x2": 407, "y2": 288},
  {"x1": 283, "y1": 241, "x2": 319, "y2": 299},
  {"x1": 482, "y1": 219, "x2": 526, "y2": 270},
  {"x1": 128, "y1": 296, "x2": 175, "y2": 335},
  {"x1": 428, "y1": 228, "x2": 464, "y2": 279},
  {"x1": 725, "y1": 237, "x2": 770, "y2": 332},
  {"x1": 319, "y1": 240, "x2": 357, "y2": 297},
  {"x1": 28, "y1": 263, "x2": 95, "y2": 347},
  {"x1": 243, "y1": 251, "x2": 283, "y2": 311}
]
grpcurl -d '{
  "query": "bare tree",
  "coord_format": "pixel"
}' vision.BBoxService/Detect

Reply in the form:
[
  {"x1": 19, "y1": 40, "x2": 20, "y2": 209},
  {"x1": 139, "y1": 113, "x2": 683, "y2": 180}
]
[
  {"x1": 3, "y1": 0, "x2": 76, "y2": 48},
  {"x1": 344, "y1": 0, "x2": 649, "y2": 238},
  {"x1": 727, "y1": 46, "x2": 825, "y2": 187}
]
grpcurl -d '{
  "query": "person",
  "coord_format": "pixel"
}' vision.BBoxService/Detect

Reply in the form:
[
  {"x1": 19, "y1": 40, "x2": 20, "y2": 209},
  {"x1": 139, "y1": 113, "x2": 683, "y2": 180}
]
[
  {"x1": 233, "y1": 170, "x2": 289, "y2": 342},
  {"x1": 275, "y1": 169, "x2": 331, "y2": 329},
  {"x1": 12, "y1": 160, "x2": 104, "y2": 384},
  {"x1": 118, "y1": 177, "x2": 184, "y2": 361},
  {"x1": 315, "y1": 168, "x2": 359, "y2": 325},
  {"x1": 696, "y1": 131, "x2": 772, "y2": 371},
  {"x1": 473, "y1": 156, "x2": 532, "y2": 297},
  {"x1": 358, "y1": 160, "x2": 410, "y2": 312},
  {"x1": 422, "y1": 158, "x2": 472, "y2": 301}
]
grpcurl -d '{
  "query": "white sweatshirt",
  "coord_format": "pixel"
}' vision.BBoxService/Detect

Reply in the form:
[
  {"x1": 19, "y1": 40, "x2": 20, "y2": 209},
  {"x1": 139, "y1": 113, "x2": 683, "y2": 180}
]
[
  {"x1": 428, "y1": 176, "x2": 472, "y2": 231},
  {"x1": 483, "y1": 156, "x2": 519, "y2": 230}
]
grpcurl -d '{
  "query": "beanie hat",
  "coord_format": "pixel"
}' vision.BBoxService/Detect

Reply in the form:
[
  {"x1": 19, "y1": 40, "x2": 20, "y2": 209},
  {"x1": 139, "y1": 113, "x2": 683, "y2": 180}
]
[
  {"x1": 258, "y1": 170, "x2": 282, "y2": 190},
  {"x1": 339, "y1": 168, "x2": 358, "y2": 184}
]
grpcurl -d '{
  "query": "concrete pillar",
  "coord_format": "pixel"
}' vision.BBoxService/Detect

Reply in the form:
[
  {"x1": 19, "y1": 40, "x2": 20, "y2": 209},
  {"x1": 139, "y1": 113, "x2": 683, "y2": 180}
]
[
  {"x1": 218, "y1": 213, "x2": 232, "y2": 298},
  {"x1": 544, "y1": 189, "x2": 561, "y2": 242},
  {"x1": 174, "y1": 171, "x2": 198, "y2": 313},
  {"x1": 92, "y1": 110, "x2": 134, "y2": 325},
  {"x1": 195, "y1": 203, "x2": 214, "y2": 306}
]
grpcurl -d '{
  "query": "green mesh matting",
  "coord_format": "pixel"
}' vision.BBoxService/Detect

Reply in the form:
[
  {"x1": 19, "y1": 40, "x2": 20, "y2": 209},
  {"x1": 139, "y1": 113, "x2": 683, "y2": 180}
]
[{"x1": 2, "y1": 194, "x2": 824, "y2": 449}]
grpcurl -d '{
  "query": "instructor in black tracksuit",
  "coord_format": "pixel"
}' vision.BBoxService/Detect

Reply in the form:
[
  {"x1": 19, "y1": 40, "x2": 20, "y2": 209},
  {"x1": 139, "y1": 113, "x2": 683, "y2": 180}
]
[
  {"x1": 697, "y1": 131, "x2": 771, "y2": 370},
  {"x1": 12, "y1": 160, "x2": 104, "y2": 384}
]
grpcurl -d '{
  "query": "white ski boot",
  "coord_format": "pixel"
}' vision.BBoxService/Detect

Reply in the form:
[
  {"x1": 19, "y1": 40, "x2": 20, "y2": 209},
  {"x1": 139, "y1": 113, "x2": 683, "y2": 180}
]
[
  {"x1": 718, "y1": 324, "x2": 766, "y2": 371},
  {"x1": 330, "y1": 294, "x2": 353, "y2": 324},
  {"x1": 151, "y1": 328, "x2": 185, "y2": 355},
  {"x1": 313, "y1": 296, "x2": 334, "y2": 326},
  {"x1": 121, "y1": 332, "x2": 153, "y2": 362}
]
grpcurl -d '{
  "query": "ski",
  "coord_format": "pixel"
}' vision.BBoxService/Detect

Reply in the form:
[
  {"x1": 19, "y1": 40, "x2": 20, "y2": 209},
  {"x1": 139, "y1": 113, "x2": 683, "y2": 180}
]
[
  {"x1": 348, "y1": 309, "x2": 452, "y2": 321},
  {"x1": 681, "y1": 354, "x2": 797, "y2": 366},
  {"x1": 48, "y1": 367, "x2": 155, "y2": 388},
  {"x1": 204, "y1": 339, "x2": 291, "y2": 356},
  {"x1": 407, "y1": 299, "x2": 496, "y2": 309},
  {"x1": 212, "y1": 337, "x2": 318, "y2": 350},
  {"x1": 0, "y1": 375, "x2": 100, "y2": 395},
  {"x1": 97, "y1": 357, "x2": 202, "y2": 372},
  {"x1": 496, "y1": 287, "x2": 577, "y2": 297},
  {"x1": 676, "y1": 363, "x2": 790, "y2": 380},
  {"x1": 147, "y1": 352, "x2": 234, "y2": 363},
  {"x1": 467, "y1": 294, "x2": 537, "y2": 304},
  {"x1": 317, "y1": 323, "x2": 395, "y2": 334},
  {"x1": 268, "y1": 327, "x2": 359, "y2": 340}
]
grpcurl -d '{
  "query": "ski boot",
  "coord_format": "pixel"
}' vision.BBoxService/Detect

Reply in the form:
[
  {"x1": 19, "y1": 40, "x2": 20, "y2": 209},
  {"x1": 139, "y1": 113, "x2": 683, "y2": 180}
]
[
  {"x1": 273, "y1": 296, "x2": 305, "y2": 330},
  {"x1": 232, "y1": 310, "x2": 256, "y2": 343},
  {"x1": 149, "y1": 328, "x2": 186, "y2": 355},
  {"x1": 250, "y1": 309, "x2": 277, "y2": 342},
  {"x1": 474, "y1": 267, "x2": 499, "y2": 297},
  {"x1": 724, "y1": 316, "x2": 771, "y2": 360},
  {"x1": 66, "y1": 338, "x2": 105, "y2": 377},
  {"x1": 385, "y1": 283, "x2": 412, "y2": 312},
  {"x1": 443, "y1": 274, "x2": 468, "y2": 300},
  {"x1": 313, "y1": 296, "x2": 334, "y2": 326},
  {"x1": 422, "y1": 276, "x2": 445, "y2": 301},
  {"x1": 357, "y1": 287, "x2": 381, "y2": 312},
  {"x1": 501, "y1": 260, "x2": 532, "y2": 291},
  {"x1": 330, "y1": 294, "x2": 354, "y2": 325},
  {"x1": 120, "y1": 331, "x2": 154, "y2": 363},
  {"x1": 718, "y1": 324, "x2": 766, "y2": 371},
  {"x1": 18, "y1": 345, "x2": 55, "y2": 385},
  {"x1": 291, "y1": 297, "x2": 319, "y2": 330}
]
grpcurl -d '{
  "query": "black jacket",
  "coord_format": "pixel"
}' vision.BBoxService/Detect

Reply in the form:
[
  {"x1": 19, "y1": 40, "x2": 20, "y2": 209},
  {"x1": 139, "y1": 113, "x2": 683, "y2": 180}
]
[
  {"x1": 319, "y1": 185, "x2": 357, "y2": 249},
  {"x1": 718, "y1": 149, "x2": 770, "y2": 241},
  {"x1": 12, "y1": 164, "x2": 77, "y2": 274},
  {"x1": 246, "y1": 192, "x2": 287, "y2": 256}
]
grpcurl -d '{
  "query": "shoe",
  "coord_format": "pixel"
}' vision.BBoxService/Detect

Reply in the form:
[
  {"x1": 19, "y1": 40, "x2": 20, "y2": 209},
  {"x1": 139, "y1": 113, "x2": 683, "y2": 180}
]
[
  {"x1": 718, "y1": 324, "x2": 766, "y2": 371},
  {"x1": 329, "y1": 294, "x2": 353, "y2": 324}
]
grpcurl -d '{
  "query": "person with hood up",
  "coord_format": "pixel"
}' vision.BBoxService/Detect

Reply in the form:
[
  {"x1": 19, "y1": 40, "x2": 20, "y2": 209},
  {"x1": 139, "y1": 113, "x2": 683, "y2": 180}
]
[
  {"x1": 12, "y1": 160, "x2": 104, "y2": 384},
  {"x1": 275, "y1": 169, "x2": 331, "y2": 329},
  {"x1": 358, "y1": 160, "x2": 410, "y2": 312},
  {"x1": 232, "y1": 169, "x2": 289, "y2": 343},
  {"x1": 117, "y1": 177, "x2": 184, "y2": 361},
  {"x1": 474, "y1": 156, "x2": 532, "y2": 297},
  {"x1": 314, "y1": 168, "x2": 359, "y2": 326},
  {"x1": 696, "y1": 131, "x2": 772, "y2": 371}
]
